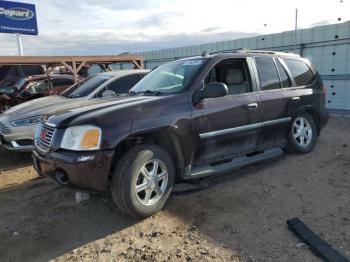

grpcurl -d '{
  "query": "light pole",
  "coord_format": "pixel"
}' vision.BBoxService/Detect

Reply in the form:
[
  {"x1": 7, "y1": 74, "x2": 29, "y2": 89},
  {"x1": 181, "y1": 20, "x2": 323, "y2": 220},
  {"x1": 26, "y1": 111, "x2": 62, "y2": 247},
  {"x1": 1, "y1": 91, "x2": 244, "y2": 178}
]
[
  {"x1": 16, "y1": 33, "x2": 23, "y2": 56},
  {"x1": 294, "y1": 8, "x2": 298, "y2": 54}
]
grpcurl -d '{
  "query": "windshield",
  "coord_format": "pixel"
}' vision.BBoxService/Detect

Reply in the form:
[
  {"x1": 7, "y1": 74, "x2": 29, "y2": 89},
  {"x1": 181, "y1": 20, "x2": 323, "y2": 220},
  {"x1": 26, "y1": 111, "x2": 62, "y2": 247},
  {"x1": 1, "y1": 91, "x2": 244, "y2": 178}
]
[
  {"x1": 62, "y1": 75, "x2": 112, "y2": 98},
  {"x1": 130, "y1": 58, "x2": 207, "y2": 94}
]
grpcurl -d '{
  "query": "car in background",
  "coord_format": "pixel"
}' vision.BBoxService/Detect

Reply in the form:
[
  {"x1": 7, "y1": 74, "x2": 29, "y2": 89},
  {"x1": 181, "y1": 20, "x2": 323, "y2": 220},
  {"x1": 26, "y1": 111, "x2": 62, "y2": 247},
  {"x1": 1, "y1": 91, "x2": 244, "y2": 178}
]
[
  {"x1": 0, "y1": 74, "x2": 77, "y2": 113},
  {"x1": 0, "y1": 69, "x2": 149, "y2": 152}
]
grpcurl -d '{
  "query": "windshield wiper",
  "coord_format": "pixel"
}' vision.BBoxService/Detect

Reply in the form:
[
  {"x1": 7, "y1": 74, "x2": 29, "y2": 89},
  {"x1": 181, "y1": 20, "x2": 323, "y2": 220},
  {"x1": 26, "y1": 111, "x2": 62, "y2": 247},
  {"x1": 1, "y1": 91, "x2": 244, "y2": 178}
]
[{"x1": 133, "y1": 90, "x2": 162, "y2": 96}]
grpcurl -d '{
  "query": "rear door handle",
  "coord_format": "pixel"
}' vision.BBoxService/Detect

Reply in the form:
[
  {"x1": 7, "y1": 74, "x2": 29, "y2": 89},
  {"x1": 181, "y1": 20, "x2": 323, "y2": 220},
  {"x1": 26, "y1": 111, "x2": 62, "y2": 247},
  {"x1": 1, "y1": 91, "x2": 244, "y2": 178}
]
[
  {"x1": 291, "y1": 96, "x2": 300, "y2": 101},
  {"x1": 247, "y1": 103, "x2": 258, "y2": 110}
]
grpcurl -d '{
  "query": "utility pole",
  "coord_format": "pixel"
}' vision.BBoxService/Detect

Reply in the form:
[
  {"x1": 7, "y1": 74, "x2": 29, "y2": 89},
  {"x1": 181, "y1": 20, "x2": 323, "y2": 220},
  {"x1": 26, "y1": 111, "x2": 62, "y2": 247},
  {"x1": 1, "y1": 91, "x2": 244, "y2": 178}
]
[
  {"x1": 16, "y1": 33, "x2": 23, "y2": 56},
  {"x1": 294, "y1": 8, "x2": 298, "y2": 54}
]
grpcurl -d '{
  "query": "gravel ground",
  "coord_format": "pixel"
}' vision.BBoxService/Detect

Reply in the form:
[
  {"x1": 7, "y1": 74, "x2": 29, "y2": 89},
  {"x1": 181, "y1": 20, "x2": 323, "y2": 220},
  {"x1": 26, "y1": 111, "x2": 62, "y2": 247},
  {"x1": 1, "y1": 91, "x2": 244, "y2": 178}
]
[{"x1": 0, "y1": 116, "x2": 349, "y2": 262}]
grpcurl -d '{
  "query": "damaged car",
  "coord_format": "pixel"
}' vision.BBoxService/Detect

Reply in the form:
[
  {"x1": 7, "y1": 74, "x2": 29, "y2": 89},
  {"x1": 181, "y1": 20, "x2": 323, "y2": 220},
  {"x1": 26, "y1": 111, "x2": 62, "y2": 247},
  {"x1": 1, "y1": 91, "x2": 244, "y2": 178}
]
[
  {"x1": 32, "y1": 50, "x2": 329, "y2": 218},
  {"x1": 0, "y1": 74, "x2": 77, "y2": 113}
]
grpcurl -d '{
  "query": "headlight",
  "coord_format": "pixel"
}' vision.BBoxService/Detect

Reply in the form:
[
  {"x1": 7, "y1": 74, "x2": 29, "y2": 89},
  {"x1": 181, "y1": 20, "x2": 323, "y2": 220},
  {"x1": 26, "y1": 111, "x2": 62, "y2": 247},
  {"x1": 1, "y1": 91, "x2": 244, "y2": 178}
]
[
  {"x1": 11, "y1": 116, "x2": 41, "y2": 127},
  {"x1": 61, "y1": 125, "x2": 102, "y2": 151}
]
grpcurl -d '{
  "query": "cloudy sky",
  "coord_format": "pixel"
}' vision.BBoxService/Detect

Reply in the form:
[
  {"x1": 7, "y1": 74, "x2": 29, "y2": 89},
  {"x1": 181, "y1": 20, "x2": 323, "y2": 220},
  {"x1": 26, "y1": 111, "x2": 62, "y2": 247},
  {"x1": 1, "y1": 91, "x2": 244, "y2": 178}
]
[{"x1": 0, "y1": 0, "x2": 349, "y2": 55}]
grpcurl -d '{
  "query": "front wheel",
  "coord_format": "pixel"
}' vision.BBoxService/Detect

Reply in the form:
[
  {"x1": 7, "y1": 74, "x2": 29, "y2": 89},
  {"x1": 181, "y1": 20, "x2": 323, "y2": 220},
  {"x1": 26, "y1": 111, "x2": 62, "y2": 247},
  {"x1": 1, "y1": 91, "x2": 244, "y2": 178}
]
[
  {"x1": 110, "y1": 145, "x2": 175, "y2": 218},
  {"x1": 286, "y1": 112, "x2": 318, "y2": 154}
]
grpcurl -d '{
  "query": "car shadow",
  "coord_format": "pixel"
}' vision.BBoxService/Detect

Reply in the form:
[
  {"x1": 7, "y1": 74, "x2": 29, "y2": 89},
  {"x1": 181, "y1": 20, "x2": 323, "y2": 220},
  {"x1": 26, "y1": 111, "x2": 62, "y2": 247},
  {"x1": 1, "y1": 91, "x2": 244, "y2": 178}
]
[
  {"x1": 0, "y1": 178, "x2": 138, "y2": 262},
  {"x1": 0, "y1": 148, "x2": 32, "y2": 172},
  {"x1": 0, "y1": 155, "x2": 287, "y2": 262}
]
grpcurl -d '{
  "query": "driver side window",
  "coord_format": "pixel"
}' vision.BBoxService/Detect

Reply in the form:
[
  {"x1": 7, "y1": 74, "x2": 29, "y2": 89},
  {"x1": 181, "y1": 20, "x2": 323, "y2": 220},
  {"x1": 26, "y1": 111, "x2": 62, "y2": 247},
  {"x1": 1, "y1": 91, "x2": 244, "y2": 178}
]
[{"x1": 204, "y1": 59, "x2": 252, "y2": 96}]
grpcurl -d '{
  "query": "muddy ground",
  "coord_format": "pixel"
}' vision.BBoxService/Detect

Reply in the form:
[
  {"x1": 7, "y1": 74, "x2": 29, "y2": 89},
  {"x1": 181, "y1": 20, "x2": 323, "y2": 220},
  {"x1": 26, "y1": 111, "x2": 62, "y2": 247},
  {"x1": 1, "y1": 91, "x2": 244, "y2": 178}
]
[{"x1": 0, "y1": 116, "x2": 349, "y2": 262}]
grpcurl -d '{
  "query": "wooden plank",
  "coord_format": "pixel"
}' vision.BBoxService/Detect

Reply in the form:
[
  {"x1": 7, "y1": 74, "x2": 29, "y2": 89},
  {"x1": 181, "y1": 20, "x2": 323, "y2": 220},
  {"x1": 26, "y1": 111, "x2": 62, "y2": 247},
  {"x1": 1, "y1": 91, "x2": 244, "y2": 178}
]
[
  {"x1": 72, "y1": 61, "x2": 77, "y2": 83},
  {"x1": 76, "y1": 61, "x2": 87, "y2": 73},
  {"x1": 61, "y1": 61, "x2": 73, "y2": 73},
  {"x1": 0, "y1": 55, "x2": 144, "y2": 65},
  {"x1": 132, "y1": 60, "x2": 142, "y2": 69}
]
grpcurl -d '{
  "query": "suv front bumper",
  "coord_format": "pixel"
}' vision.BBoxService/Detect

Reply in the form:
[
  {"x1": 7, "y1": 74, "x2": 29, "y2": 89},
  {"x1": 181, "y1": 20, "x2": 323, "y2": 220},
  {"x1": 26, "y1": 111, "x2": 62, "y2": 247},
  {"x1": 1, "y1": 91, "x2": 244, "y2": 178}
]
[{"x1": 32, "y1": 148, "x2": 115, "y2": 192}]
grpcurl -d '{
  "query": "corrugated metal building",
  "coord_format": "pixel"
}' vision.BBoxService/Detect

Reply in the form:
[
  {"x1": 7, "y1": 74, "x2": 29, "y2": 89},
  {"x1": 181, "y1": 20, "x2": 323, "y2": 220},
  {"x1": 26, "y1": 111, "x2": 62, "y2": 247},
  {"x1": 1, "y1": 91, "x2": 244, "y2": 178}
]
[{"x1": 140, "y1": 22, "x2": 350, "y2": 112}]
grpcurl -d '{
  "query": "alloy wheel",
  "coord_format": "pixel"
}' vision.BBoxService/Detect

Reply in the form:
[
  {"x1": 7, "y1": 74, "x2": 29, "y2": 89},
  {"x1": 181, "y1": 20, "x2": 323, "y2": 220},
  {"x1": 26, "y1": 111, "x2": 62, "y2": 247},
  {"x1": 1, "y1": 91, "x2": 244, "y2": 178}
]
[
  {"x1": 135, "y1": 159, "x2": 168, "y2": 206},
  {"x1": 292, "y1": 117, "x2": 313, "y2": 147}
]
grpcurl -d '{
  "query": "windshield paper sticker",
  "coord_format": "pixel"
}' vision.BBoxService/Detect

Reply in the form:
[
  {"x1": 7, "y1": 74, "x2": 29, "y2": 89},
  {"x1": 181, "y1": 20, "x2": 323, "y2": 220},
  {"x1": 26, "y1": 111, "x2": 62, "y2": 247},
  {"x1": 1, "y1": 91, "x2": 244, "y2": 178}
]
[{"x1": 182, "y1": 60, "x2": 204, "y2": 66}]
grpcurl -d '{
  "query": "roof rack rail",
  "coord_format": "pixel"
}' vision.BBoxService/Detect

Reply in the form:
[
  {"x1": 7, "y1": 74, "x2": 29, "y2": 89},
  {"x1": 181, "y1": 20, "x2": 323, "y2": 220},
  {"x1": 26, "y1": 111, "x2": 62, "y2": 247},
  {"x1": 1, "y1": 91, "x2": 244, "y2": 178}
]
[
  {"x1": 208, "y1": 48, "x2": 300, "y2": 57},
  {"x1": 208, "y1": 49, "x2": 237, "y2": 55},
  {"x1": 238, "y1": 49, "x2": 300, "y2": 56}
]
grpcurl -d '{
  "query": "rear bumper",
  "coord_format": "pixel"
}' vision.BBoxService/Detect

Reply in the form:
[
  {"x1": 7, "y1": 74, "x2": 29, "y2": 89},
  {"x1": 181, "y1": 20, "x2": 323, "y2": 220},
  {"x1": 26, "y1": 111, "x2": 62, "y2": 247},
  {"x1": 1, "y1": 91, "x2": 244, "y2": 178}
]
[{"x1": 32, "y1": 148, "x2": 114, "y2": 192}]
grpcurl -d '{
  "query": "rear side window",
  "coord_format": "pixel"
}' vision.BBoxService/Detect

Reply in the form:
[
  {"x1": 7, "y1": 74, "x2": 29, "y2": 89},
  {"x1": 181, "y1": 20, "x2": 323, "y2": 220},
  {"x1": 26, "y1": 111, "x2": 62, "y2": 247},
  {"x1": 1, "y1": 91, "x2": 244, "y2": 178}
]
[
  {"x1": 106, "y1": 74, "x2": 141, "y2": 94},
  {"x1": 255, "y1": 57, "x2": 280, "y2": 91},
  {"x1": 52, "y1": 78, "x2": 74, "y2": 88},
  {"x1": 275, "y1": 59, "x2": 292, "y2": 88},
  {"x1": 283, "y1": 59, "x2": 315, "y2": 86}
]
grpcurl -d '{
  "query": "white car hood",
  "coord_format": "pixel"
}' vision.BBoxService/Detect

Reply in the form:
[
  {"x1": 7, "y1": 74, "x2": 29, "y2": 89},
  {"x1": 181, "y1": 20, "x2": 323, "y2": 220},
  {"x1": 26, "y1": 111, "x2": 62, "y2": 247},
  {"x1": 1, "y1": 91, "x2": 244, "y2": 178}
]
[{"x1": 2, "y1": 95, "x2": 88, "y2": 121}]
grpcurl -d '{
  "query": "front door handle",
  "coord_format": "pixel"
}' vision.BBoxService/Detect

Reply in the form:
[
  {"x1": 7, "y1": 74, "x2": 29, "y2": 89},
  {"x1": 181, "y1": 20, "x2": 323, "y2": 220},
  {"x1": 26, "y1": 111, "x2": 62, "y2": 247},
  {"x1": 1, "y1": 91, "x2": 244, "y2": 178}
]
[
  {"x1": 247, "y1": 103, "x2": 258, "y2": 110},
  {"x1": 291, "y1": 96, "x2": 300, "y2": 101}
]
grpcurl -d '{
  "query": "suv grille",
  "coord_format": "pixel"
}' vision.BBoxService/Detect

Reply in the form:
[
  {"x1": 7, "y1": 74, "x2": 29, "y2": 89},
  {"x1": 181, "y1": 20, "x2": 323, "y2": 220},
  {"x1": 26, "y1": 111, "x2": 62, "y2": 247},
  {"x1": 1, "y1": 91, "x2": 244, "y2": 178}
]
[
  {"x1": 0, "y1": 121, "x2": 11, "y2": 135},
  {"x1": 35, "y1": 124, "x2": 56, "y2": 152}
]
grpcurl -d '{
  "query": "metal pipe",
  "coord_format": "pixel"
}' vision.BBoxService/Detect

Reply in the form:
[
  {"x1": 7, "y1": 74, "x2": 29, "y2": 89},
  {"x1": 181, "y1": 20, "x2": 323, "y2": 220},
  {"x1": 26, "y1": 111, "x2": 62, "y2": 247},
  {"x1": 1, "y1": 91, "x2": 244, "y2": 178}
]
[
  {"x1": 294, "y1": 8, "x2": 298, "y2": 54},
  {"x1": 16, "y1": 33, "x2": 23, "y2": 56}
]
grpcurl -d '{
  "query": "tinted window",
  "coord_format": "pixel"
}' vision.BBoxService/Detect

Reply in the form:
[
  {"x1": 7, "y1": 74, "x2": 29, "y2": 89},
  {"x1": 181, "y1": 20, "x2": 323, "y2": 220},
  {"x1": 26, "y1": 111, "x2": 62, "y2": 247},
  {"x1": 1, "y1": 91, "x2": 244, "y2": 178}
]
[
  {"x1": 52, "y1": 78, "x2": 74, "y2": 87},
  {"x1": 284, "y1": 59, "x2": 315, "y2": 86},
  {"x1": 106, "y1": 74, "x2": 141, "y2": 94},
  {"x1": 255, "y1": 57, "x2": 281, "y2": 90},
  {"x1": 275, "y1": 59, "x2": 292, "y2": 88},
  {"x1": 64, "y1": 75, "x2": 111, "y2": 98},
  {"x1": 205, "y1": 59, "x2": 252, "y2": 95}
]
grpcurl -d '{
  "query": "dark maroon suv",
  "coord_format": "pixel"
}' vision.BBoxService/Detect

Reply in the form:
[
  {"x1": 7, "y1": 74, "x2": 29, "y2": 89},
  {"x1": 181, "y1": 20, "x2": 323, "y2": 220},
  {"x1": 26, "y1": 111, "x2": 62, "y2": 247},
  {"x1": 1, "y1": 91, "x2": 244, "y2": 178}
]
[{"x1": 32, "y1": 50, "x2": 329, "y2": 218}]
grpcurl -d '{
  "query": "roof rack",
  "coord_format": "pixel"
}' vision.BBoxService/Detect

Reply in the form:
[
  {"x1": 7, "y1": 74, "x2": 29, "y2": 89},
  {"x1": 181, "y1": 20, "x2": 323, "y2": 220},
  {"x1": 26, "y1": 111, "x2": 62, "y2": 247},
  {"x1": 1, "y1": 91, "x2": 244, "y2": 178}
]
[
  {"x1": 207, "y1": 48, "x2": 300, "y2": 57},
  {"x1": 237, "y1": 49, "x2": 300, "y2": 56}
]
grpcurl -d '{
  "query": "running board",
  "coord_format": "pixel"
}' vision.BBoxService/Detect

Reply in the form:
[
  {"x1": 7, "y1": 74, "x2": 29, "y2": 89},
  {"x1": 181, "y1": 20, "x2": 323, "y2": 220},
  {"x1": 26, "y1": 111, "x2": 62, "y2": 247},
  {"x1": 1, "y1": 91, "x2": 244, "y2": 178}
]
[{"x1": 186, "y1": 147, "x2": 283, "y2": 179}]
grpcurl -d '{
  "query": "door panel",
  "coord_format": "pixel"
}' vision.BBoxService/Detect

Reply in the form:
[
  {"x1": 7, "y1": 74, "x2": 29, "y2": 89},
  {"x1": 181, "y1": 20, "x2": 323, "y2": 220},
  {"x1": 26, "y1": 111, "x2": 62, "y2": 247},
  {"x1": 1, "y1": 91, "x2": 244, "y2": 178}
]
[
  {"x1": 258, "y1": 90, "x2": 292, "y2": 149},
  {"x1": 192, "y1": 92, "x2": 263, "y2": 166},
  {"x1": 254, "y1": 56, "x2": 292, "y2": 149},
  {"x1": 191, "y1": 58, "x2": 264, "y2": 166}
]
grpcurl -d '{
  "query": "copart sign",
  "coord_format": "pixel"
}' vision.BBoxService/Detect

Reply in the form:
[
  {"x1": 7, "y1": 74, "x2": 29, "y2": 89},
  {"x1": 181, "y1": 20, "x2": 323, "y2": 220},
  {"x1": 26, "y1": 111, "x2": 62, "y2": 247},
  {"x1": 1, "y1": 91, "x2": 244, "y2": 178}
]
[{"x1": 0, "y1": 0, "x2": 38, "y2": 35}]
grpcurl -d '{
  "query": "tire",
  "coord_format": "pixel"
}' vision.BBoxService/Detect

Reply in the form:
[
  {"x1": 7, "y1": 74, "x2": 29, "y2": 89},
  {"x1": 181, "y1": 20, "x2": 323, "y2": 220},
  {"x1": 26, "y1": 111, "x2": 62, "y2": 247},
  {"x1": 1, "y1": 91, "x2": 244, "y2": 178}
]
[
  {"x1": 286, "y1": 112, "x2": 318, "y2": 154},
  {"x1": 110, "y1": 144, "x2": 175, "y2": 218}
]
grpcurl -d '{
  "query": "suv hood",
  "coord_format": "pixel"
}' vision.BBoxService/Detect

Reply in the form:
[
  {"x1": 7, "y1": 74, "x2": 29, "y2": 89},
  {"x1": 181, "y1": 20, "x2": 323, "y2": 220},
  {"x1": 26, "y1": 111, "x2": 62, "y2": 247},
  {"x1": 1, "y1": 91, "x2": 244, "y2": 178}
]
[
  {"x1": 44, "y1": 95, "x2": 162, "y2": 128},
  {"x1": 3, "y1": 95, "x2": 87, "y2": 121}
]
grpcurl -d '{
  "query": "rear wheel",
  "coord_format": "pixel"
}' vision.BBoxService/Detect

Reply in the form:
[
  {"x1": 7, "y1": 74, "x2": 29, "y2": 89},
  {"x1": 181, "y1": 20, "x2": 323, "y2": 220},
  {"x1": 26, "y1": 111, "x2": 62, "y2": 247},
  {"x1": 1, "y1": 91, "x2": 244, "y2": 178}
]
[
  {"x1": 286, "y1": 112, "x2": 317, "y2": 153},
  {"x1": 110, "y1": 144, "x2": 175, "y2": 218}
]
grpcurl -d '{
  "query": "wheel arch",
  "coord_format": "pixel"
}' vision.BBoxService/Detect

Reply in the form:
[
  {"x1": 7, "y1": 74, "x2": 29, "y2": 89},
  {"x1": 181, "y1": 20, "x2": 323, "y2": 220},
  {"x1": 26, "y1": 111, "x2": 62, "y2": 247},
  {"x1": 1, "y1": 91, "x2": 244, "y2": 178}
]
[
  {"x1": 109, "y1": 127, "x2": 186, "y2": 181},
  {"x1": 293, "y1": 105, "x2": 320, "y2": 135}
]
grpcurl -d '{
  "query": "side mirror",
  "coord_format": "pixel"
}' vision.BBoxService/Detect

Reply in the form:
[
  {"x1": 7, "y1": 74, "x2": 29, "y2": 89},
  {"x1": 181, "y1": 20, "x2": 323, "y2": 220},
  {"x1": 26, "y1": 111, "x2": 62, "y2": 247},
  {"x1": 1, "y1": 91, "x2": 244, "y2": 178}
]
[
  {"x1": 101, "y1": 90, "x2": 116, "y2": 97},
  {"x1": 200, "y1": 82, "x2": 228, "y2": 100}
]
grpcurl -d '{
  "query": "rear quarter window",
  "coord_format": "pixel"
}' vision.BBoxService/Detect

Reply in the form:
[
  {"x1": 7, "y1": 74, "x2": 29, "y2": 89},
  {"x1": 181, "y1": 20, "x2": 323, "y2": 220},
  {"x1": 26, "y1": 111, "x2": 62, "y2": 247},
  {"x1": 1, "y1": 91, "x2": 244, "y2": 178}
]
[
  {"x1": 283, "y1": 59, "x2": 315, "y2": 86},
  {"x1": 254, "y1": 57, "x2": 281, "y2": 91}
]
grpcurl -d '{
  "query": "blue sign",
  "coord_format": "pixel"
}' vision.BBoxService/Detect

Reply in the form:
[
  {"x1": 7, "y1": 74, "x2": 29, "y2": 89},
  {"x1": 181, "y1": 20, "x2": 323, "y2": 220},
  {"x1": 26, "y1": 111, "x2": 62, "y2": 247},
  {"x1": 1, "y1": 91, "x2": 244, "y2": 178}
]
[{"x1": 0, "y1": 0, "x2": 38, "y2": 35}]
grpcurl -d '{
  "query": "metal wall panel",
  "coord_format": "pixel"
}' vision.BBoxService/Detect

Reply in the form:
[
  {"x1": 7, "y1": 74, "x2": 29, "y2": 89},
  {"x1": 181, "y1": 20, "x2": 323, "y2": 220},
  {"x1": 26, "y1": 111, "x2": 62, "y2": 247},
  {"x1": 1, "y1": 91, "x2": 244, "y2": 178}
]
[{"x1": 139, "y1": 22, "x2": 350, "y2": 111}]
